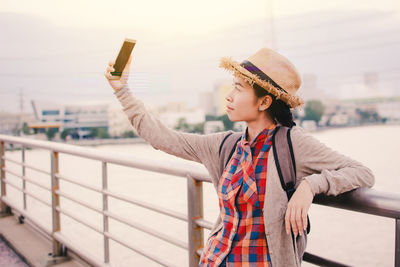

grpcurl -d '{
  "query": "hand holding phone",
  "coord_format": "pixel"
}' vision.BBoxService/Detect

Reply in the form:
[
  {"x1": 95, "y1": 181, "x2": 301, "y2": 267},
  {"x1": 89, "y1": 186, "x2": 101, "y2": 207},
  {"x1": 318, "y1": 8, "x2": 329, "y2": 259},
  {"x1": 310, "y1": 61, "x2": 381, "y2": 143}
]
[{"x1": 105, "y1": 38, "x2": 136, "y2": 91}]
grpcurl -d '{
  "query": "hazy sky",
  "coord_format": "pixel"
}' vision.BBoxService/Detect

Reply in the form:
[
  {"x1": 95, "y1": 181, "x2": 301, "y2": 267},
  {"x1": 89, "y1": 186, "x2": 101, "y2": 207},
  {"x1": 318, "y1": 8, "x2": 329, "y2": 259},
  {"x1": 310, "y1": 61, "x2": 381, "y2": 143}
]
[
  {"x1": 2, "y1": 0, "x2": 399, "y2": 31},
  {"x1": 1, "y1": 0, "x2": 400, "y2": 113}
]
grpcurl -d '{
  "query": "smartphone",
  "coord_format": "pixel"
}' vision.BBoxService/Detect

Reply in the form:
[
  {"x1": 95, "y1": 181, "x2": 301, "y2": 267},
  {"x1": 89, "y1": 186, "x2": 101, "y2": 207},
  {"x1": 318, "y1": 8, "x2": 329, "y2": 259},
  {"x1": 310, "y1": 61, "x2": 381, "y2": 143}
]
[{"x1": 109, "y1": 38, "x2": 136, "y2": 79}]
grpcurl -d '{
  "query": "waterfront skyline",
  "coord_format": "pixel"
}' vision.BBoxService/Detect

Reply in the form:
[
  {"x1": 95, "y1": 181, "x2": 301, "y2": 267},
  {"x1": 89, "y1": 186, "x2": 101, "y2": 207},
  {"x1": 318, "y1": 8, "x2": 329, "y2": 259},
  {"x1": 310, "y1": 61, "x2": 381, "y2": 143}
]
[{"x1": 1, "y1": 0, "x2": 400, "y2": 113}]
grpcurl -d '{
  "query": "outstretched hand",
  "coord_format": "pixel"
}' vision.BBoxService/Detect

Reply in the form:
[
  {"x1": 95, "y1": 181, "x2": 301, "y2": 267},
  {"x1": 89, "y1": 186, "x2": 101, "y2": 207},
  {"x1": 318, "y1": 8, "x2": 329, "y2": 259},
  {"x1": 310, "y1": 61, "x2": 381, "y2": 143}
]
[
  {"x1": 104, "y1": 55, "x2": 132, "y2": 92},
  {"x1": 284, "y1": 179, "x2": 314, "y2": 237}
]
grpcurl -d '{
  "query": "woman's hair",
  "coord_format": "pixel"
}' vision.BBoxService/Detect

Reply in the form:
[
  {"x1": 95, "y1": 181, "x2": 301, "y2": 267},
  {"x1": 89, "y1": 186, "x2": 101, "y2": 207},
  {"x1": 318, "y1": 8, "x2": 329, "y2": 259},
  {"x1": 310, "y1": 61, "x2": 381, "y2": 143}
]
[{"x1": 252, "y1": 83, "x2": 296, "y2": 128}]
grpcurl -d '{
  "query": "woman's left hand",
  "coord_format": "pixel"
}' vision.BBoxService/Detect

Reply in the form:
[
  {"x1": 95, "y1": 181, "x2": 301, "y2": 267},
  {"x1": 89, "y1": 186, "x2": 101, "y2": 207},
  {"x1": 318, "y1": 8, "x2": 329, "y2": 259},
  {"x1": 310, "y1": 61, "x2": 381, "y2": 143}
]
[{"x1": 284, "y1": 179, "x2": 314, "y2": 237}]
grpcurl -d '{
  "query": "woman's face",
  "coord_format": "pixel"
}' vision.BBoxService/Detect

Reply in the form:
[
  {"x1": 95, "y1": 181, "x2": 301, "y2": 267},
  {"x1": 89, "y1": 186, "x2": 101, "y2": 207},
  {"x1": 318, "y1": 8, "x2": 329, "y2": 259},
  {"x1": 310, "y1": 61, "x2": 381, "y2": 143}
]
[{"x1": 225, "y1": 77, "x2": 260, "y2": 122}]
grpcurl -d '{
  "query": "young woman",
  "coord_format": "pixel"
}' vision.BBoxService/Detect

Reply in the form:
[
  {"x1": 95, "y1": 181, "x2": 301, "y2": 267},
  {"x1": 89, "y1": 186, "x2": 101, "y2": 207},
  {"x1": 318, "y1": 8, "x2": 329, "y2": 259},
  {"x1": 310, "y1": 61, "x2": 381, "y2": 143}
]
[{"x1": 105, "y1": 48, "x2": 375, "y2": 267}]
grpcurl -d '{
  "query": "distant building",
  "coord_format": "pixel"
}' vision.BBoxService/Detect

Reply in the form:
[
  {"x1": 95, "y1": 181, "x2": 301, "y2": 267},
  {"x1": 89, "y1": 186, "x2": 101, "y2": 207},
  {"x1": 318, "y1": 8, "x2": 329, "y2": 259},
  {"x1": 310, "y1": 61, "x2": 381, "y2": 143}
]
[
  {"x1": 108, "y1": 105, "x2": 135, "y2": 137},
  {"x1": 156, "y1": 102, "x2": 205, "y2": 128},
  {"x1": 31, "y1": 100, "x2": 118, "y2": 139},
  {"x1": 0, "y1": 112, "x2": 35, "y2": 135}
]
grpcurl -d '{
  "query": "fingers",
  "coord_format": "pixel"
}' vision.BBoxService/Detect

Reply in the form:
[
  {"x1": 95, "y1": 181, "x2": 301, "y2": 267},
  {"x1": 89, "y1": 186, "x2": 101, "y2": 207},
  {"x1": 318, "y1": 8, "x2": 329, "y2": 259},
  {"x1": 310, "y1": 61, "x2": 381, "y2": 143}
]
[
  {"x1": 108, "y1": 60, "x2": 115, "y2": 66},
  {"x1": 296, "y1": 208, "x2": 303, "y2": 236},
  {"x1": 290, "y1": 207, "x2": 298, "y2": 237},
  {"x1": 302, "y1": 209, "x2": 308, "y2": 231},
  {"x1": 285, "y1": 205, "x2": 307, "y2": 237}
]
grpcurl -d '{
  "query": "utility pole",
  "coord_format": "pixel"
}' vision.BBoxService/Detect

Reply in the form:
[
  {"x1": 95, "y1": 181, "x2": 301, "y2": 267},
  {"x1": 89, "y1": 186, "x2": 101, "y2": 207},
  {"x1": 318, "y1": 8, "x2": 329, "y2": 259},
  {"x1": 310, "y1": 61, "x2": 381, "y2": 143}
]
[{"x1": 19, "y1": 88, "x2": 24, "y2": 136}]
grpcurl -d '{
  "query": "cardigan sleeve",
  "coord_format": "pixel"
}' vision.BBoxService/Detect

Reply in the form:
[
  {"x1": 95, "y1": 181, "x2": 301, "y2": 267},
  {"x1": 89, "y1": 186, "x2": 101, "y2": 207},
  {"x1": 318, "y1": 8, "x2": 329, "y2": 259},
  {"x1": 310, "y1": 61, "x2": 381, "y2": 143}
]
[
  {"x1": 113, "y1": 84, "x2": 231, "y2": 164},
  {"x1": 291, "y1": 126, "x2": 375, "y2": 196}
]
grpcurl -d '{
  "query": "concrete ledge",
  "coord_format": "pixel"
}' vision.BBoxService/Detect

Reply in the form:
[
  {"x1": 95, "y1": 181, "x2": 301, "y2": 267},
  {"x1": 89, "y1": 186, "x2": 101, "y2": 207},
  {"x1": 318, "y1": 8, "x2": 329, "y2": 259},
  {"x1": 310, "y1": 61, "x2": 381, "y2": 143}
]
[{"x1": 0, "y1": 213, "x2": 90, "y2": 267}]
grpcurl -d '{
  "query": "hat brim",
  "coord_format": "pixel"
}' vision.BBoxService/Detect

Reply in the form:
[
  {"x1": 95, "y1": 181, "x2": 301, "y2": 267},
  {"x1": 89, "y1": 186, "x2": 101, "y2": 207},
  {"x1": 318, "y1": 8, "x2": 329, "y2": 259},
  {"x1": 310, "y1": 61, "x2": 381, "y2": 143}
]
[{"x1": 219, "y1": 57, "x2": 304, "y2": 108}]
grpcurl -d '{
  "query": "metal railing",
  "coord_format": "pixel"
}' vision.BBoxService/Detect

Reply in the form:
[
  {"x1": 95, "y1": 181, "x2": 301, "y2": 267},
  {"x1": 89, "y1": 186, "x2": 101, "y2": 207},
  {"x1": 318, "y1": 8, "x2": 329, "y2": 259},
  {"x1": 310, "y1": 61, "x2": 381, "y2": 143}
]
[{"x1": 0, "y1": 134, "x2": 399, "y2": 267}]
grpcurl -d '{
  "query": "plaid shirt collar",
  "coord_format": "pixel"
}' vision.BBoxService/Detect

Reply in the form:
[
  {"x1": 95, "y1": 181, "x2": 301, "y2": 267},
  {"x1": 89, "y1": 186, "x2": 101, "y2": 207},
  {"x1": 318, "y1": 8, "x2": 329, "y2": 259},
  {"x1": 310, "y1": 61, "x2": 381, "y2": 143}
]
[{"x1": 240, "y1": 124, "x2": 277, "y2": 148}]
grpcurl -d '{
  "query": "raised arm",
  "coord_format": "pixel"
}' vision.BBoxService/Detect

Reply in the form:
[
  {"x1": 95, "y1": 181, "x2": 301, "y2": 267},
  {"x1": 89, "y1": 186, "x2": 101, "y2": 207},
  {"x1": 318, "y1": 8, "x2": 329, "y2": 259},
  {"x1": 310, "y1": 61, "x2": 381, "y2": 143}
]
[
  {"x1": 113, "y1": 84, "x2": 230, "y2": 164},
  {"x1": 104, "y1": 56, "x2": 231, "y2": 164}
]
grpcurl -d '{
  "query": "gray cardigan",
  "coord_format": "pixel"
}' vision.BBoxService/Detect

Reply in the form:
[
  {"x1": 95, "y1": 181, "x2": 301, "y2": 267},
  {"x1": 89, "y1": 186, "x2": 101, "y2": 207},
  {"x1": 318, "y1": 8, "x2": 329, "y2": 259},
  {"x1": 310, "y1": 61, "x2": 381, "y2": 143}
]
[{"x1": 114, "y1": 85, "x2": 375, "y2": 267}]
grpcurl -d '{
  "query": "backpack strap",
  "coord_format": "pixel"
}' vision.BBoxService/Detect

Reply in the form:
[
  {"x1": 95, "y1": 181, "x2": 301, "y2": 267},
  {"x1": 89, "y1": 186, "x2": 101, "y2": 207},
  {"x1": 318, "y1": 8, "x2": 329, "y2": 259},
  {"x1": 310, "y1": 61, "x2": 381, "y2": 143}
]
[
  {"x1": 272, "y1": 126, "x2": 296, "y2": 199},
  {"x1": 272, "y1": 126, "x2": 310, "y2": 235},
  {"x1": 218, "y1": 132, "x2": 242, "y2": 179}
]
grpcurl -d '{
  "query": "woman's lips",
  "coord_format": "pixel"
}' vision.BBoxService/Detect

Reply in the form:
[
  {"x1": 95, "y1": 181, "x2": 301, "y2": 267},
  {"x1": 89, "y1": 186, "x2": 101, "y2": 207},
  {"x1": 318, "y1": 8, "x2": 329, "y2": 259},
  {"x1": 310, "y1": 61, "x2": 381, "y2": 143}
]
[{"x1": 226, "y1": 106, "x2": 234, "y2": 111}]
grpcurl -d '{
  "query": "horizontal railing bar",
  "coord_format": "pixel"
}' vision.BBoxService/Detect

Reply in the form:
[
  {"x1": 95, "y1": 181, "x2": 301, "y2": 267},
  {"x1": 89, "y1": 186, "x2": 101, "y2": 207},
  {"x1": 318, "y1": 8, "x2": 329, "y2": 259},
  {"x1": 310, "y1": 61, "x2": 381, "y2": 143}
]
[
  {"x1": 1, "y1": 196, "x2": 52, "y2": 236},
  {"x1": 56, "y1": 173, "x2": 103, "y2": 194},
  {"x1": 2, "y1": 178, "x2": 51, "y2": 206},
  {"x1": 53, "y1": 232, "x2": 110, "y2": 267},
  {"x1": 105, "y1": 189, "x2": 187, "y2": 222},
  {"x1": 195, "y1": 219, "x2": 213, "y2": 230},
  {"x1": 3, "y1": 168, "x2": 50, "y2": 191},
  {"x1": 55, "y1": 206, "x2": 103, "y2": 234},
  {"x1": 24, "y1": 189, "x2": 51, "y2": 207},
  {"x1": 2, "y1": 167, "x2": 22, "y2": 179},
  {"x1": 55, "y1": 188, "x2": 188, "y2": 249},
  {"x1": 2, "y1": 194, "x2": 109, "y2": 267},
  {"x1": 2, "y1": 178, "x2": 23, "y2": 192},
  {"x1": 2, "y1": 156, "x2": 23, "y2": 166},
  {"x1": 105, "y1": 210, "x2": 188, "y2": 250},
  {"x1": 2, "y1": 135, "x2": 400, "y2": 220},
  {"x1": 104, "y1": 231, "x2": 178, "y2": 267},
  {"x1": 303, "y1": 252, "x2": 350, "y2": 267},
  {"x1": 3, "y1": 156, "x2": 51, "y2": 175},
  {"x1": 0, "y1": 135, "x2": 211, "y2": 182},
  {"x1": 2, "y1": 157, "x2": 50, "y2": 178},
  {"x1": 24, "y1": 162, "x2": 51, "y2": 176},
  {"x1": 57, "y1": 173, "x2": 188, "y2": 222},
  {"x1": 22, "y1": 176, "x2": 51, "y2": 191},
  {"x1": 314, "y1": 188, "x2": 400, "y2": 219},
  {"x1": 55, "y1": 190, "x2": 103, "y2": 214}
]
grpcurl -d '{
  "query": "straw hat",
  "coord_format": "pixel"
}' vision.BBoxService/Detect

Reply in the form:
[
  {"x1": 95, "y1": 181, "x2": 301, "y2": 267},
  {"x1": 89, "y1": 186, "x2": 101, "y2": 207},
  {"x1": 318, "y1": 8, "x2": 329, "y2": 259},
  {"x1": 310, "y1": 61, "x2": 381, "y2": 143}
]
[{"x1": 219, "y1": 48, "x2": 304, "y2": 108}]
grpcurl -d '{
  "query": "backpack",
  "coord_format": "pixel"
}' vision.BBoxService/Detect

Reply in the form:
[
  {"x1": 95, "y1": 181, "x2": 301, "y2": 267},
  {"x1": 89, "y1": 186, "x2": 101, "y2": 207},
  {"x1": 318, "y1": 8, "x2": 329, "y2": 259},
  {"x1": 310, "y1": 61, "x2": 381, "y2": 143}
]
[{"x1": 218, "y1": 126, "x2": 311, "y2": 234}]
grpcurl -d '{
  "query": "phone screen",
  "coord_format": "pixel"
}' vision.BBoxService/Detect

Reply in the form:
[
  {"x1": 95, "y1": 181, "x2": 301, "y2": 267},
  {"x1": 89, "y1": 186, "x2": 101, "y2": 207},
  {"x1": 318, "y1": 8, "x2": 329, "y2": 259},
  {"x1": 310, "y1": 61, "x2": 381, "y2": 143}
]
[{"x1": 111, "y1": 40, "x2": 136, "y2": 77}]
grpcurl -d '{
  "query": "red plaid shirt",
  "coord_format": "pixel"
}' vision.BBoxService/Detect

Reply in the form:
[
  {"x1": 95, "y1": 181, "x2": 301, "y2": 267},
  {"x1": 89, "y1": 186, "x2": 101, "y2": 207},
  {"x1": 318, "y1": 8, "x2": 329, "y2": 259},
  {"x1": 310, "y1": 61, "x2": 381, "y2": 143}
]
[{"x1": 200, "y1": 125, "x2": 276, "y2": 267}]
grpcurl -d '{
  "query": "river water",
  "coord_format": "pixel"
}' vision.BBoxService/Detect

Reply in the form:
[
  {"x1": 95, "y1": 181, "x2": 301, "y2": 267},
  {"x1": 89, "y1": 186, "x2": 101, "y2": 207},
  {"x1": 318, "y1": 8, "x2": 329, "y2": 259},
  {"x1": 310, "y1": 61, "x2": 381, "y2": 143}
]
[{"x1": 4, "y1": 124, "x2": 400, "y2": 267}]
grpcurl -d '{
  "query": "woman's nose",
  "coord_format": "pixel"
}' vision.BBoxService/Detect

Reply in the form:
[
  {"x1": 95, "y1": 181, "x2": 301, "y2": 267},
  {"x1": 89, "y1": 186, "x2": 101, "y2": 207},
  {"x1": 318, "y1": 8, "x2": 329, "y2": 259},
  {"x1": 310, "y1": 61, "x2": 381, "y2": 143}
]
[{"x1": 225, "y1": 91, "x2": 233, "y2": 102}]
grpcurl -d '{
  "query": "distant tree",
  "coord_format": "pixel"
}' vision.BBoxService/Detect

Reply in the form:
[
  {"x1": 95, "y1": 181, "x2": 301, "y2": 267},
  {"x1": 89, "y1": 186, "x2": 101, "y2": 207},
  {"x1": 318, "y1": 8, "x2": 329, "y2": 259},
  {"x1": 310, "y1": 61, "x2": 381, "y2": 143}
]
[
  {"x1": 205, "y1": 115, "x2": 218, "y2": 121},
  {"x1": 191, "y1": 122, "x2": 205, "y2": 134},
  {"x1": 88, "y1": 127, "x2": 109, "y2": 139},
  {"x1": 22, "y1": 122, "x2": 30, "y2": 135},
  {"x1": 122, "y1": 130, "x2": 136, "y2": 138},
  {"x1": 97, "y1": 128, "x2": 109, "y2": 139},
  {"x1": 88, "y1": 128, "x2": 98, "y2": 138},
  {"x1": 175, "y1": 118, "x2": 191, "y2": 132},
  {"x1": 303, "y1": 100, "x2": 325, "y2": 123},
  {"x1": 219, "y1": 114, "x2": 234, "y2": 131},
  {"x1": 61, "y1": 129, "x2": 71, "y2": 141},
  {"x1": 45, "y1": 128, "x2": 57, "y2": 140}
]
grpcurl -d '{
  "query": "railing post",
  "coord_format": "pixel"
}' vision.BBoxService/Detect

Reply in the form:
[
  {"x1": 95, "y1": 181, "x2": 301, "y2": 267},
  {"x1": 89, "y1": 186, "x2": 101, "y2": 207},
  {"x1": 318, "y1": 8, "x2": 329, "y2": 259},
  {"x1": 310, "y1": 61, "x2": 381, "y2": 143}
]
[
  {"x1": 102, "y1": 162, "x2": 110, "y2": 263},
  {"x1": 51, "y1": 151, "x2": 62, "y2": 256},
  {"x1": 187, "y1": 174, "x2": 204, "y2": 267},
  {"x1": 0, "y1": 141, "x2": 7, "y2": 214},
  {"x1": 396, "y1": 219, "x2": 399, "y2": 267},
  {"x1": 22, "y1": 146, "x2": 27, "y2": 210}
]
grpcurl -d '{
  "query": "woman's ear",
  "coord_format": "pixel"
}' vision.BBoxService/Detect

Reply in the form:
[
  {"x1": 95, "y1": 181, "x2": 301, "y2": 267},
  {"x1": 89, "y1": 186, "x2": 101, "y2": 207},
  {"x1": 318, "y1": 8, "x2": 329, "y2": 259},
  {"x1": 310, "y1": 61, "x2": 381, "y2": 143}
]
[{"x1": 258, "y1": 95, "x2": 273, "y2": 111}]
